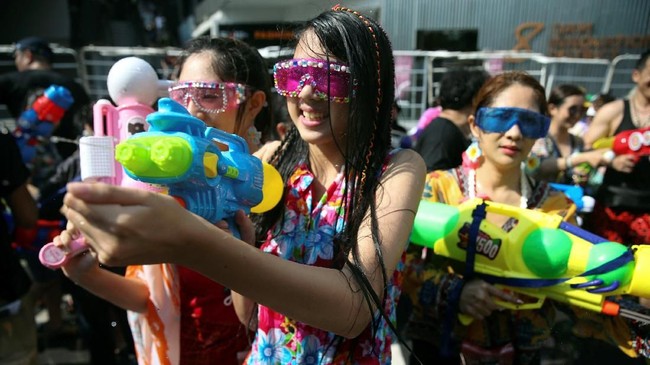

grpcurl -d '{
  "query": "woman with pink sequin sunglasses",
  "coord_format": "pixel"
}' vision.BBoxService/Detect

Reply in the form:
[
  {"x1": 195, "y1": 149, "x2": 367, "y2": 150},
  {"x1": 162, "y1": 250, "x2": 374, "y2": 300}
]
[
  {"x1": 53, "y1": 36, "x2": 275, "y2": 365},
  {"x1": 169, "y1": 37, "x2": 274, "y2": 152}
]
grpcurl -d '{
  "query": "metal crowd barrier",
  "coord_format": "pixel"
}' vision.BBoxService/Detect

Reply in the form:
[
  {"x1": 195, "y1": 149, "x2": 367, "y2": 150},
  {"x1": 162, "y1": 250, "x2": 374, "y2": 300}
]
[
  {"x1": 0, "y1": 45, "x2": 641, "y2": 132},
  {"x1": 77, "y1": 45, "x2": 183, "y2": 101},
  {"x1": 393, "y1": 50, "x2": 638, "y2": 129}
]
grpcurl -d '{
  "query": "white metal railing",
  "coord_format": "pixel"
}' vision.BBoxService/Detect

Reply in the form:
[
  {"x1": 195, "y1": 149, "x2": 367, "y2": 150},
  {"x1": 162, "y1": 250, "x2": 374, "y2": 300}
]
[
  {"x1": 392, "y1": 50, "x2": 638, "y2": 129},
  {"x1": 602, "y1": 54, "x2": 641, "y2": 97}
]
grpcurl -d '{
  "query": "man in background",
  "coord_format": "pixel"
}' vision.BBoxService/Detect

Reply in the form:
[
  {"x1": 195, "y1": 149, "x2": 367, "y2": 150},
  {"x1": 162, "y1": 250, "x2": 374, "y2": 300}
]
[
  {"x1": 0, "y1": 36, "x2": 90, "y2": 163},
  {"x1": 415, "y1": 68, "x2": 489, "y2": 171}
]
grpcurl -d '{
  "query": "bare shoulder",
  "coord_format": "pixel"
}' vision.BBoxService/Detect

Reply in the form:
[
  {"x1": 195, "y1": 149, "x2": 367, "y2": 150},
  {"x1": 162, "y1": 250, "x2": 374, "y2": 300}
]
[
  {"x1": 254, "y1": 140, "x2": 282, "y2": 162},
  {"x1": 381, "y1": 149, "x2": 426, "y2": 186},
  {"x1": 584, "y1": 99, "x2": 624, "y2": 144},
  {"x1": 596, "y1": 99, "x2": 624, "y2": 121},
  {"x1": 388, "y1": 149, "x2": 426, "y2": 170}
]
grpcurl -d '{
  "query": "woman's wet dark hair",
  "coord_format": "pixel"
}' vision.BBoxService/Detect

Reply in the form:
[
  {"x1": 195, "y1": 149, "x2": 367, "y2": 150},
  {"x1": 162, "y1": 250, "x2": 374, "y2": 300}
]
[
  {"x1": 251, "y1": 7, "x2": 398, "y2": 360},
  {"x1": 547, "y1": 84, "x2": 585, "y2": 109}
]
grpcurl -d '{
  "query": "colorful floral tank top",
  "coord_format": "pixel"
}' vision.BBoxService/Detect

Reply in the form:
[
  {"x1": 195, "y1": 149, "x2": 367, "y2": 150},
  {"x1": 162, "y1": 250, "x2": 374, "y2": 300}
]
[{"x1": 246, "y1": 160, "x2": 405, "y2": 365}]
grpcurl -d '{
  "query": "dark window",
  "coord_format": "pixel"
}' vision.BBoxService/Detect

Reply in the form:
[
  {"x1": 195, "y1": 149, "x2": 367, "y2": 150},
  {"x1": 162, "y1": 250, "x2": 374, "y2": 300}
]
[{"x1": 416, "y1": 29, "x2": 478, "y2": 52}]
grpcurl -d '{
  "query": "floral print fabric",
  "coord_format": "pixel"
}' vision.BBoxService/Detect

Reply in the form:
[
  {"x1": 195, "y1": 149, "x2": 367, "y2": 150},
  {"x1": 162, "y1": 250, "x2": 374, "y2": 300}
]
[{"x1": 247, "y1": 162, "x2": 404, "y2": 365}]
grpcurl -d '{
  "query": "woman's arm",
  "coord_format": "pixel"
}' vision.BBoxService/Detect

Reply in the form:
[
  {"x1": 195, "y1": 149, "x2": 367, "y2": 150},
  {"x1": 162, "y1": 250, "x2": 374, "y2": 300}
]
[
  {"x1": 54, "y1": 229, "x2": 150, "y2": 313},
  {"x1": 536, "y1": 149, "x2": 609, "y2": 180},
  {"x1": 62, "y1": 149, "x2": 426, "y2": 338},
  {"x1": 68, "y1": 262, "x2": 150, "y2": 313}
]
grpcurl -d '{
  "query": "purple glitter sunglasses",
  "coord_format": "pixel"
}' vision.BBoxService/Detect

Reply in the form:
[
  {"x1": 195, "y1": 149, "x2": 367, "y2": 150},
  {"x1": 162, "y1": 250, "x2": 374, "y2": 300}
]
[{"x1": 273, "y1": 58, "x2": 355, "y2": 103}]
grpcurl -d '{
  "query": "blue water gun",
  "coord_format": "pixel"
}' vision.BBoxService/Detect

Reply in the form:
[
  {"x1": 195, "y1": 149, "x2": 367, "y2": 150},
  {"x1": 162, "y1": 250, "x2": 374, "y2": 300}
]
[
  {"x1": 114, "y1": 98, "x2": 283, "y2": 238},
  {"x1": 549, "y1": 183, "x2": 595, "y2": 213},
  {"x1": 13, "y1": 85, "x2": 74, "y2": 164}
]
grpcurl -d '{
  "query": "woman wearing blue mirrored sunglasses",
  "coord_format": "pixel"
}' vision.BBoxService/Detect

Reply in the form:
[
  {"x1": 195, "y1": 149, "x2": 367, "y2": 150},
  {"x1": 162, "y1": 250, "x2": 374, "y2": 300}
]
[
  {"x1": 404, "y1": 72, "x2": 587, "y2": 365},
  {"x1": 468, "y1": 80, "x2": 550, "y2": 172}
]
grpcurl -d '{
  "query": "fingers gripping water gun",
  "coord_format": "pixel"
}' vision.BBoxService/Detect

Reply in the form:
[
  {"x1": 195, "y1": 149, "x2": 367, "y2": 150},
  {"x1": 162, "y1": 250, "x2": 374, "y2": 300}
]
[
  {"x1": 410, "y1": 198, "x2": 650, "y2": 323},
  {"x1": 39, "y1": 57, "x2": 170, "y2": 269},
  {"x1": 13, "y1": 85, "x2": 74, "y2": 164},
  {"x1": 592, "y1": 126, "x2": 650, "y2": 161},
  {"x1": 114, "y1": 97, "x2": 283, "y2": 238}
]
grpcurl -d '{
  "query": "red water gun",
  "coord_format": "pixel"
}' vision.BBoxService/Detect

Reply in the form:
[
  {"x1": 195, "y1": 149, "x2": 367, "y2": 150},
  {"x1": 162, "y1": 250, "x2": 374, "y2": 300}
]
[{"x1": 593, "y1": 126, "x2": 650, "y2": 162}]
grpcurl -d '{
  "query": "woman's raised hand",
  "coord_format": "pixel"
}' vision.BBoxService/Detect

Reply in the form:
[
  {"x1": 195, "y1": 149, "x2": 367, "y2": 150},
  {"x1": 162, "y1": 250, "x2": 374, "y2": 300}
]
[{"x1": 62, "y1": 182, "x2": 207, "y2": 267}]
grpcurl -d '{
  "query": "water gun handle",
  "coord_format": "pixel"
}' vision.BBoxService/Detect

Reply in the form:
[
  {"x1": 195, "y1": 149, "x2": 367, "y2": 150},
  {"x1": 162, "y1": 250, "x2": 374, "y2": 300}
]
[
  {"x1": 39, "y1": 237, "x2": 88, "y2": 269},
  {"x1": 457, "y1": 284, "x2": 620, "y2": 325},
  {"x1": 457, "y1": 284, "x2": 546, "y2": 325},
  {"x1": 205, "y1": 125, "x2": 248, "y2": 154},
  {"x1": 172, "y1": 195, "x2": 243, "y2": 239}
]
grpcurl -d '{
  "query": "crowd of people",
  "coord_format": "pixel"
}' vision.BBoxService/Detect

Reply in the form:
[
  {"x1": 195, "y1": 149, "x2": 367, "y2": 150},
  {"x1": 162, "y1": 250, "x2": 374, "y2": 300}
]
[{"x1": 1, "y1": 5, "x2": 649, "y2": 365}]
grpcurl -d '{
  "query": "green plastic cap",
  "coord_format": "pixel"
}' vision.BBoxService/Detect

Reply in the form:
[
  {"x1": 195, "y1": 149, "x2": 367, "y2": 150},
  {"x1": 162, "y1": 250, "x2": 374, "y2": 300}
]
[
  {"x1": 115, "y1": 141, "x2": 153, "y2": 175},
  {"x1": 410, "y1": 200, "x2": 459, "y2": 249},
  {"x1": 522, "y1": 228, "x2": 572, "y2": 277},
  {"x1": 150, "y1": 137, "x2": 192, "y2": 175}
]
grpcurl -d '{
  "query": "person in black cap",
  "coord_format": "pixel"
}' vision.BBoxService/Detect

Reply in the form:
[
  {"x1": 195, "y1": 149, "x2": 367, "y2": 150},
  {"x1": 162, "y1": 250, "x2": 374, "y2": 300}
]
[
  {"x1": 0, "y1": 36, "x2": 90, "y2": 165},
  {"x1": 13, "y1": 36, "x2": 54, "y2": 71}
]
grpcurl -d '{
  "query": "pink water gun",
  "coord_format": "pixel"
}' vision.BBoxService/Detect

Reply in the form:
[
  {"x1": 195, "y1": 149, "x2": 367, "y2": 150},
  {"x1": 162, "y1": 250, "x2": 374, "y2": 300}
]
[{"x1": 39, "y1": 57, "x2": 172, "y2": 269}]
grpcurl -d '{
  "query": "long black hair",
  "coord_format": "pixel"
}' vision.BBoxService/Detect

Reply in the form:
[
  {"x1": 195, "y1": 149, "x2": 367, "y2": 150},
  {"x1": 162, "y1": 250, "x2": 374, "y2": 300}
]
[
  {"x1": 175, "y1": 36, "x2": 274, "y2": 143},
  {"x1": 252, "y1": 6, "x2": 397, "y2": 359}
]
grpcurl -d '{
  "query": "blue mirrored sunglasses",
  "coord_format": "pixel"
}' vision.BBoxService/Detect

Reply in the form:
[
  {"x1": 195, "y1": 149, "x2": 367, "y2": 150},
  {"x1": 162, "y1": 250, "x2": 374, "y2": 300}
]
[{"x1": 475, "y1": 107, "x2": 550, "y2": 139}]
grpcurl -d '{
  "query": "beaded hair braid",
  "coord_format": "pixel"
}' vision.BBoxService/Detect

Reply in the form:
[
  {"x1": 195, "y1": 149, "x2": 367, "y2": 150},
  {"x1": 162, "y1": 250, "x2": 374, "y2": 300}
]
[
  {"x1": 332, "y1": 4, "x2": 388, "y2": 190},
  {"x1": 332, "y1": 4, "x2": 382, "y2": 114}
]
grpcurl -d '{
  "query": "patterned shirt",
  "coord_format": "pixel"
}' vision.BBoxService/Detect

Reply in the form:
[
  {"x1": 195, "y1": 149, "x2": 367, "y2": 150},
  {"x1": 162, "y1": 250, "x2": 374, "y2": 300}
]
[{"x1": 247, "y1": 161, "x2": 404, "y2": 365}]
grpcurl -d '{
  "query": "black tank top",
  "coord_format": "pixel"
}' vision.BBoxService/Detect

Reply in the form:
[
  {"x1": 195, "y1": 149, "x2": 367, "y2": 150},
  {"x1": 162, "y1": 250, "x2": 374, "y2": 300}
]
[{"x1": 598, "y1": 100, "x2": 650, "y2": 210}]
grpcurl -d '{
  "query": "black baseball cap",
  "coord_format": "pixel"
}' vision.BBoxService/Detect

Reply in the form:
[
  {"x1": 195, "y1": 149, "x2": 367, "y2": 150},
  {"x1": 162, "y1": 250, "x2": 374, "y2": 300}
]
[{"x1": 14, "y1": 36, "x2": 53, "y2": 62}]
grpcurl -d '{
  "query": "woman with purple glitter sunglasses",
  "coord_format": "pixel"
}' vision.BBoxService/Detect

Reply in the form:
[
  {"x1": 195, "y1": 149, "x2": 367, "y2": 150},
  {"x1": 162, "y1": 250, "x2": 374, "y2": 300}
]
[{"x1": 52, "y1": 6, "x2": 425, "y2": 365}]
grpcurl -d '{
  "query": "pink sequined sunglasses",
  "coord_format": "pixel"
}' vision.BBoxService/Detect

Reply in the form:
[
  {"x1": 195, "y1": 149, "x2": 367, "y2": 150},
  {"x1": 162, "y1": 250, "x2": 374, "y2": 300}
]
[
  {"x1": 273, "y1": 58, "x2": 355, "y2": 103},
  {"x1": 169, "y1": 81, "x2": 251, "y2": 114}
]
